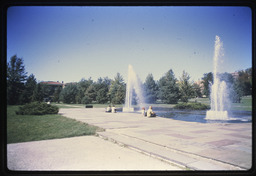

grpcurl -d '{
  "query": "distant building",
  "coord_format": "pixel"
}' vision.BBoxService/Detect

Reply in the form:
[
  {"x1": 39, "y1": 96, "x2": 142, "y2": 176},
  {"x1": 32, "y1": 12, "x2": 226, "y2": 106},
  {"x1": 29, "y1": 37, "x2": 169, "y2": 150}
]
[
  {"x1": 40, "y1": 81, "x2": 64, "y2": 88},
  {"x1": 39, "y1": 81, "x2": 78, "y2": 102},
  {"x1": 62, "y1": 82, "x2": 77, "y2": 88},
  {"x1": 231, "y1": 72, "x2": 239, "y2": 79},
  {"x1": 40, "y1": 81, "x2": 78, "y2": 89},
  {"x1": 194, "y1": 79, "x2": 204, "y2": 89},
  {"x1": 39, "y1": 81, "x2": 64, "y2": 102}
]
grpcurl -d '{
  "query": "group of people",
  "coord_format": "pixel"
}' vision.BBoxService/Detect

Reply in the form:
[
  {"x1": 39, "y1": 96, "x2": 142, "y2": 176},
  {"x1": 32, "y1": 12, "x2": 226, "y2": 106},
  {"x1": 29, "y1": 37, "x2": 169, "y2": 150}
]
[
  {"x1": 141, "y1": 106, "x2": 156, "y2": 117},
  {"x1": 105, "y1": 104, "x2": 156, "y2": 117},
  {"x1": 105, "y1": 105, "x2": 116, "y2": 113}
]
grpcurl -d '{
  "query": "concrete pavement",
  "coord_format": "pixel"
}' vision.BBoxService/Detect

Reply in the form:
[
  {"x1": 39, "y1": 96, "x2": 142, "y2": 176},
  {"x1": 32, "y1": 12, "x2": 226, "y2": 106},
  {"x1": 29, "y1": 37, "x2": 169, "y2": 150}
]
[
  {"x1": 7, "y1": 107, "x2": 252, "y2": 171},
  {"x1": 59, "y1": 108, "x2": 252, "y2": 170},
  {"x1": 8, "y1": 136, "x2": 181, "y2": 171}
]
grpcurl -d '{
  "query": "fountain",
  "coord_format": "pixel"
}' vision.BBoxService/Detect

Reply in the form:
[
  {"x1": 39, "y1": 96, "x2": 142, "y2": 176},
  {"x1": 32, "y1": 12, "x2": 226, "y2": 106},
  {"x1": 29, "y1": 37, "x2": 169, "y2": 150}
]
[
  {"x1": 146, "y1": 35, "x2": 251, "y2": 123},
  {"x1": 206, "y1": 35, "x2": 230, "y2": 120},
  {"x1": 123, "y1": 64, "x2": 145, "y2": 112},
  {"x1": 119, "y1": 37, "x2": 251, "y2": 123}
]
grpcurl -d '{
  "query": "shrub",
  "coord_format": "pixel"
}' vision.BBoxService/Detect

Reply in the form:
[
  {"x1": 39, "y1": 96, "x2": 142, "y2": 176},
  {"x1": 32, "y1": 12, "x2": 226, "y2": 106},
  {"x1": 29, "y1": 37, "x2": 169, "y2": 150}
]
[
  {"x1": 81, "y1": 95, "x2": 92, "y2": 104},
  {"x1": 174, "y1": 102, "x2": 210, "y2": 110},
  {"x1": 16, "y1": 102, "x2": 59, "y2": 115}
]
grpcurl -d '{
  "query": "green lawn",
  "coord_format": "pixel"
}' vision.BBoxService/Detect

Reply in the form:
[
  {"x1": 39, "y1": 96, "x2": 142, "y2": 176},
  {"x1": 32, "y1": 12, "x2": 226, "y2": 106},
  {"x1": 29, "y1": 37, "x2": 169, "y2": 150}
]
[
  {"x1": 189, "y1": 96, "x2": 252, "y2": 111},
  {"x1": 50, "y1": 103, "x2": 83, "y2": 108},
  {"x1": 7, "y1": 106, "x2": 103, "y2": 144},
  {"x1": 7, "y1": 96, "x2": 251, "y2": 143},
  {"x1": 52, "y1": 96, "x2": 252, "y2": 111},
  {"x1": 231, "y1": 96, "x2": 252, "y2": 111},
  {"x1": 52, "y1": 103, "x2": 124, "y2": 109}
]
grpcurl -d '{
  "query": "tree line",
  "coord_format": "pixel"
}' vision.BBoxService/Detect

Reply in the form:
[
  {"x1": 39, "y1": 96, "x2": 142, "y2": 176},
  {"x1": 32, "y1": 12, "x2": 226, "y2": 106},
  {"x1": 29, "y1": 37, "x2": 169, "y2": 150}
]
[{"x1": 7, "y1": 55, "x2": 252, "y2": 105}]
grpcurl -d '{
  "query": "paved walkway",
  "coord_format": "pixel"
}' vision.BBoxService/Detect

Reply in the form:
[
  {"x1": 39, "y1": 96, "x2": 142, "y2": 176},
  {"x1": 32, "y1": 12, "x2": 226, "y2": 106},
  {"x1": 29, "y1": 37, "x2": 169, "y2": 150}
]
[
  {"x1": 8, "y1": 107, "x2": 252, "y2": 171},
  {"x1": 8, "y1": 136, "x2": 179, "y2": 171},
  {"x1": 59, "y1": 108, "x2": 252, "y2": 170}
]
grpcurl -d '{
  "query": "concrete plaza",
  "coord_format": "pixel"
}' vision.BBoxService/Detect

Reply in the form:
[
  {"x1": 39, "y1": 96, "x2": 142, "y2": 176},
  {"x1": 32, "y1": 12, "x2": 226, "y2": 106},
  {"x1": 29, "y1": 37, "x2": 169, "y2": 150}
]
[
  {"x1": 8, "y1": 107, "x2": 252, "y2": 171},
  {"x1": 59, "y1": 108, "x2": 252, "y2": 170}
]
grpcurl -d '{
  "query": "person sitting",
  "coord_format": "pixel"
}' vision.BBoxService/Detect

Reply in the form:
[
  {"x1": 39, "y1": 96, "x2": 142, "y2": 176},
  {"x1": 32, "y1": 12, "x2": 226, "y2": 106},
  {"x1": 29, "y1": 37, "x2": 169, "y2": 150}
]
[
  {"x1": 112, "y1": 105, "x2": 116, "y2": 113},
  {"x1": 106, "y1": 105, "x2": 111, "y2": 113},
  {"x1": 147, "y1": 106, "x2": 156, "y2": 117},
  {"x1": 141, "y1": 107, "x2": 146, "y2": 117}
]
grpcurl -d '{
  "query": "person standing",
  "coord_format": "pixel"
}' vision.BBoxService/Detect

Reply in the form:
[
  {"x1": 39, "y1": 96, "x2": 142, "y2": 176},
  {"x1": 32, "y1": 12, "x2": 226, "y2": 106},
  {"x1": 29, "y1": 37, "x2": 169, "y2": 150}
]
[{"x1": 141, "y1": 107, "x2": 146, "y2": 116}]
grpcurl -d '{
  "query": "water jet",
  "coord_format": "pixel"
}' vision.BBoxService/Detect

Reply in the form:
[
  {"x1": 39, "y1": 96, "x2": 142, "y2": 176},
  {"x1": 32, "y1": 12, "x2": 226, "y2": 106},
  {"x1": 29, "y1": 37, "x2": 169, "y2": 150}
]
[
  {"x1": 123, "y1": 65, "x2": 145, "y2": 112},
  {"x1": 206, "y1": 35, "x2": 230, "y2": 120}
]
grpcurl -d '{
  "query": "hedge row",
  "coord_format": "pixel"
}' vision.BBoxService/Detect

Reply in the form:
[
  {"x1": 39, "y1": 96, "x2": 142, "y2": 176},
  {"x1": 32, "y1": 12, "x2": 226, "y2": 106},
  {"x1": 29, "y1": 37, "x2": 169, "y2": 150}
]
[
  {"x1": 174, "y1": 102, "x2": 210, "y2": 110},
  {"x1": 16, "y1": 102, "x2": 59, "y2": 115}
]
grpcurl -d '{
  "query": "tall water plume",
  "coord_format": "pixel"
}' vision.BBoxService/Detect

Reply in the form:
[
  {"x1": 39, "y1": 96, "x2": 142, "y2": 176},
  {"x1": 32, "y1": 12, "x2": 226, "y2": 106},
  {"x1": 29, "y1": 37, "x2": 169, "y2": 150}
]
[
  {"x1": 123, "y1": 64, "x2": 145, "y2": 112},
  {"x1": 206, "y1": 35, "x2": 230, "y2": 120}
]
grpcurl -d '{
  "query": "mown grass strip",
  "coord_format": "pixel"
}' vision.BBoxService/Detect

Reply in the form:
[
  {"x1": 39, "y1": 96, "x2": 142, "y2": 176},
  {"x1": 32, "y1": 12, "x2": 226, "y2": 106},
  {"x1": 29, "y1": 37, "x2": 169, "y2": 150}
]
[
  {"x1": 7, "y1": 106, "x2": 104, "y2": 144},
  {"x1": 52, "y1": 96, "x2": 252, "y2": 111}
]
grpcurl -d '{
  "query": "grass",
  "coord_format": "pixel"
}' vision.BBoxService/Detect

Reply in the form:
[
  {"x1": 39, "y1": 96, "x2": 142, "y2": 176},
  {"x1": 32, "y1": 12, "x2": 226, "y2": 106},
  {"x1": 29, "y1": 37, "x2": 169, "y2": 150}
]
[
  {"x1": 189, "y1": 97, "x2": 211, "y2": 105},
  {"x1": 7, "y1": 106, "x2": 104, "y2": 144},
  {"x1": 52, "y1": 103, "x2": 124, "y2": 109},
  {"x1": 53, "y1": 96, "x2": 252, "y2": 111},
  {"x1": 119, "y1": 96, "x2": 251, "y2": 111},
  {"x1": 231, "y1": 96, "x2": 252, "y2": 111},
  {"x1": 174, "y1": 102, "x2": 210, "y2": 110},
  {"x1": 51, "y1": 103, "x2": 84, "y2": 108},
  {"x1": 7, "y1": 96, "x2": 251, "y2": 143},
  {"x1": 189, "y1": 96, "x2": 252, "y2": 111}
]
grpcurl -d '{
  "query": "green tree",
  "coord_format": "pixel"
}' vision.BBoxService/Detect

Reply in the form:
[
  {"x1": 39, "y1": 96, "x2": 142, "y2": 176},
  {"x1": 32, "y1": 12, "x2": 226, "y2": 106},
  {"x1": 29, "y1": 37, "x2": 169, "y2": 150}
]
[
  {"x1": 179, "y1": 71, "x2": 194, "y2": 103},
  {"x1": 144, "y1": 73, "x2": 158, "y2": 103},
  {"x1": 53, "y1": 86, "x2": 62, "y2": 103},
  {"x1": 246, "y1": 67, "x2": 252, "y2": 86},
  {"x1": 95, "y1": 77, "x2": 111, "y2": 104},
  {"x1": 20, "y1": 74, "x2": 37, "y2": 104},
  {"x1": 235, "y1": 69, "x2": 252, "y2": 96},
  {"x1": 192, "y1": 83, "x2": 202, "y2": 98},
  {"x1": 158, "y1": 69, "x2": 180, "y2": 104},
  {"x1": 230, "y1": 82, "x2": 242, "y2": 103},
  {"x1": 60, "y1": 84, "x2": 78, "y2": 104},
  {"x1": 7, "y1": 55, "x2": 27, "y2": 105},
  {"x1": 108, "y1": 73, "x2": 126, "y2": 104},
  {"x1": 81, "y1": 95, "x2": 91, "y2": 104},
  {"x1": 202, "y1": 72, "x2": 213, "y2": 97},
  {"x1": 219, "y1": 72, "x2": 234, "y2": 85},
  {"x1": 76, "y1": 78, "x2": 93, "y2": 104},
  {"x1": 218, "y1": 72, "x2": 237, "y2": 103},
  {"x1": 229, "y1": 68, "x2": 252, "y2": 103},
  {"x1": 32, "y1": 83, "x2": 44, "y2": 102},
  {"x1": 96, "y1": 89, "x2": 109, "y2": 104},
  {"x1": 84, "y1": 84, "x2": 97, "y2": 103}
]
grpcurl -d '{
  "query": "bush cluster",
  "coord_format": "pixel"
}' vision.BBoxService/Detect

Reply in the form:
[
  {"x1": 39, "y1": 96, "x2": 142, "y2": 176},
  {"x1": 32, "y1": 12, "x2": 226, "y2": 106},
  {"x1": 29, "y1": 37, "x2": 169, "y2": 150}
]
[
  {"x1": 16, "y1": 102, "x2": 59, "y2": 115},
  {"x1": 174, "y1": 102, "x2": 210, "y2": 110}
]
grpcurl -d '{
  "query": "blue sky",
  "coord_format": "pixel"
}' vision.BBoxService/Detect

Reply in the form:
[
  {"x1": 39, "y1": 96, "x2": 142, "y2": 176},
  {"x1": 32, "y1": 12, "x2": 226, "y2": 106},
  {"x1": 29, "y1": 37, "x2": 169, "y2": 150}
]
[{"x1": 7, "y1": 6, "x2": 252, "y2": 83}]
